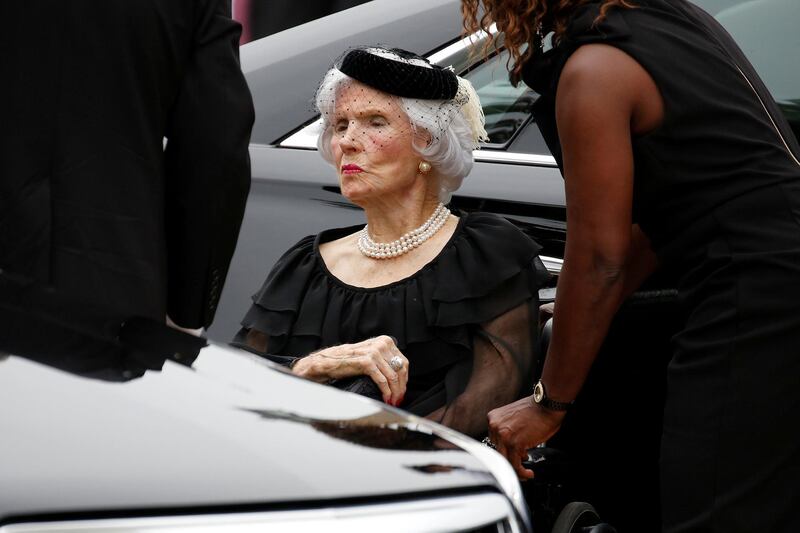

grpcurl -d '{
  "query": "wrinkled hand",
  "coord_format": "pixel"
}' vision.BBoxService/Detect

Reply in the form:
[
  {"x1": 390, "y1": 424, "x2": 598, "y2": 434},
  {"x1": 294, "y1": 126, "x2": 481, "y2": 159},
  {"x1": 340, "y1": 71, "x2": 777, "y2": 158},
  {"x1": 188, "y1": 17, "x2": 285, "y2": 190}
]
[
  {"x1": 487, "y1": 395, "x2": 566, "y2": 480},
  {"x1": 292, "y1": 336, "x2": 409, "y2": 406}
]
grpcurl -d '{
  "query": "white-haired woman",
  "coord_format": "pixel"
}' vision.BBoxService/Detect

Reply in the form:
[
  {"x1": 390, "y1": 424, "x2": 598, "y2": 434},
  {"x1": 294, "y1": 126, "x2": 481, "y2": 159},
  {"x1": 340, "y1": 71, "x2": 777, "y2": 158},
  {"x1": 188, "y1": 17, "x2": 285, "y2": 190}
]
[{"x1": 233, "y1": 46, "x2": 548, "y2": 437}]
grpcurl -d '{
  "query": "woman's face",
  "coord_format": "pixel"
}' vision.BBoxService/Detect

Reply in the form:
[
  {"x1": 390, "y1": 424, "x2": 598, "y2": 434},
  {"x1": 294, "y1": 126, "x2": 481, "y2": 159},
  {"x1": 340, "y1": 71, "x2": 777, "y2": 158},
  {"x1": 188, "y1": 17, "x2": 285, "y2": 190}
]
[{"x1": 329, "y1": 81, "x2": 425, "y2": 204}]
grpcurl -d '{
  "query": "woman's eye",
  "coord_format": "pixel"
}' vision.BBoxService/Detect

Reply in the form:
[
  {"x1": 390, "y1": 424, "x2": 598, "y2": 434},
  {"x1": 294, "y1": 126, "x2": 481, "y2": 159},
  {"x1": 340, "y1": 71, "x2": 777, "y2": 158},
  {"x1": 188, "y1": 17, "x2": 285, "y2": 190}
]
[
  {"x1": 334, "y1": 122, "x2": 348, "y2": 133},
  {"x1": 370, "y1": 117, "x2": 387, "y2": 127}
]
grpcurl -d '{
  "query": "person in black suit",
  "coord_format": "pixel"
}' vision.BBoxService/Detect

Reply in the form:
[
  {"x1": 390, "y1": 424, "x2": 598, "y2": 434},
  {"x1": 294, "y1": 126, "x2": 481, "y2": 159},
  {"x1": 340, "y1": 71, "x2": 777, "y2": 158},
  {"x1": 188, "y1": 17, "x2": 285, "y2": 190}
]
[{"x1": 0, "y1": 0, "x2": 254, "y2": 333}]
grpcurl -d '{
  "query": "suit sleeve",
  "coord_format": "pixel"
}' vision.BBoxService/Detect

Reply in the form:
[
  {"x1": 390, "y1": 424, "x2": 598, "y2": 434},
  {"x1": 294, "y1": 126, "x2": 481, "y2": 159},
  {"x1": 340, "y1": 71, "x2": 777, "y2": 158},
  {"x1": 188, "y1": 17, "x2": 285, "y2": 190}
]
[{"x1": 164, "y1": 0, "x2": 255, "y2": 329}]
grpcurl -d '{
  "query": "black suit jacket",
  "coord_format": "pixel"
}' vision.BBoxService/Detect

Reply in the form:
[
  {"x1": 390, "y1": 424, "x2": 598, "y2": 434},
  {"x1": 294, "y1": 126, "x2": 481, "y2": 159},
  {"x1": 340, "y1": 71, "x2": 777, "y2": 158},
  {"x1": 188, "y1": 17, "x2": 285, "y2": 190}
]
[{"x1": 1, "y1": 0, "x2": 254, "y2": 329}]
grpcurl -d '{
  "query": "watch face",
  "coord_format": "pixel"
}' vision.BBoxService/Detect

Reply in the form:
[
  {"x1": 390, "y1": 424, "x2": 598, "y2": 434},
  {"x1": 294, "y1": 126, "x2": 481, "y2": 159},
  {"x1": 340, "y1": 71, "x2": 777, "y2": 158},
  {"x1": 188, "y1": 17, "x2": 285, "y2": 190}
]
[{"x1": 533, "y1": 382, "x2": 544, "y2": 403}]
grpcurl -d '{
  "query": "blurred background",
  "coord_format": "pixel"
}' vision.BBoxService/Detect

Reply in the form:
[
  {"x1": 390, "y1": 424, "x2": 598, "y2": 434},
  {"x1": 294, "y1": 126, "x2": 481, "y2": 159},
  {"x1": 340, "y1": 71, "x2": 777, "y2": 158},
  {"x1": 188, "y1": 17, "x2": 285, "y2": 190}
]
[{"x1": 232, "y1": 0, "x2": 373, "y2": 44}]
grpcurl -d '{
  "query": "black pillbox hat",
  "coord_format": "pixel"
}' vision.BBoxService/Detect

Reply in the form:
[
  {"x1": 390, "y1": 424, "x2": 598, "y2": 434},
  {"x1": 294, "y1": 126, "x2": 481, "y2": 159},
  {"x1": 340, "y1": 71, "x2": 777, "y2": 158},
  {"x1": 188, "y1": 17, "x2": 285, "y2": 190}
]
[{"x1": 338, "y1": 47, "x2": 459, "y2": 100}]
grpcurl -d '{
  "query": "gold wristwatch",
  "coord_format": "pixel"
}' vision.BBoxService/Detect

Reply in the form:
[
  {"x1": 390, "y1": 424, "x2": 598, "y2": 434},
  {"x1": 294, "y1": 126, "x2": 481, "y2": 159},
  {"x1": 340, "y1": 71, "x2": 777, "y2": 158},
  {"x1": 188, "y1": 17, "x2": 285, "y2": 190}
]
[{"x1": 532, "y1": 380, "x2": 574, "y2": 411}]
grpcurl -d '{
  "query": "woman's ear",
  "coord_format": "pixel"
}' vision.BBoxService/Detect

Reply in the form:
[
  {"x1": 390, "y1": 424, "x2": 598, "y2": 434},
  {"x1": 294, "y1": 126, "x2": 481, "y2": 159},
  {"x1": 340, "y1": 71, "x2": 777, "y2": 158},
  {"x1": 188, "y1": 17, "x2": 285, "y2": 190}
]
[{"x1": 412, "y1": 127, "x2": 433, "y2": 148}]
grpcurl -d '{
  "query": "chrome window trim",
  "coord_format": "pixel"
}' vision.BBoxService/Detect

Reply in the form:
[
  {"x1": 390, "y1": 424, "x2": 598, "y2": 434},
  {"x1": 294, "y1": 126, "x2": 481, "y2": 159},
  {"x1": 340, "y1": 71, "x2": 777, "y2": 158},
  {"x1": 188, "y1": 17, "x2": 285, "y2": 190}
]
[
  {"x1": 279, "y1": 119, "x2": 323, "y2": 149},
  {"x1": 0, "y1": 493, "x2": 519, "y2": 533},
  {"x1": 474, "y1": 150, "x2": 557, "y2": 167},
  {"x1": 539, "y1": 255, "x2": 563, "y2": 275},
  {"x1": 427, "y1": 23, "x2": 499, "y2": 67}
]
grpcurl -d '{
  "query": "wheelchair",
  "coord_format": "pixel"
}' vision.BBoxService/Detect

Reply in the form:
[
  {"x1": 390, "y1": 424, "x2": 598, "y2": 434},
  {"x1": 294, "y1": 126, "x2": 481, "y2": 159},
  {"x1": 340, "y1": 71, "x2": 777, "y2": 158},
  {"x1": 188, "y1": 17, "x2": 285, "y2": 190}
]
[{"x1": 523, "y1": 287, "x2": 679, "y2": 532}]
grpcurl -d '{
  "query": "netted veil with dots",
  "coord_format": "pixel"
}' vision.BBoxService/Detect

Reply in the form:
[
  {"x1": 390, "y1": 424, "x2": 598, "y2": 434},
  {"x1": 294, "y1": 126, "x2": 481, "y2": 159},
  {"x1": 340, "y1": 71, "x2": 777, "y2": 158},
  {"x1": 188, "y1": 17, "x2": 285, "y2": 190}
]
[{"x1": 314, "y1": 46, "x2": 489, "y2": 200}]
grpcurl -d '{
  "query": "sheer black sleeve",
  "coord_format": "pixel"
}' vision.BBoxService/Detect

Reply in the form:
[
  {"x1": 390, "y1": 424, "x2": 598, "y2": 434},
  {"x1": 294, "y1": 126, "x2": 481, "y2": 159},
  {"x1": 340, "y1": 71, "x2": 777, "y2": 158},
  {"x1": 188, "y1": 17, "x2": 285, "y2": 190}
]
[{"x1": 426, "y1": 298, "x2": 539, "y2": 437}]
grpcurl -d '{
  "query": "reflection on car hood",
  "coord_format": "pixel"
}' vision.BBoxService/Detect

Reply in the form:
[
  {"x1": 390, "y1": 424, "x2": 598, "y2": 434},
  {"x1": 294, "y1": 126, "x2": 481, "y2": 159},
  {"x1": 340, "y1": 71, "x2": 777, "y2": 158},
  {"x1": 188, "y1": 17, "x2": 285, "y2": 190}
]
[{"x1": 0, "y1": 344, "x2": 495, "y2": 520}]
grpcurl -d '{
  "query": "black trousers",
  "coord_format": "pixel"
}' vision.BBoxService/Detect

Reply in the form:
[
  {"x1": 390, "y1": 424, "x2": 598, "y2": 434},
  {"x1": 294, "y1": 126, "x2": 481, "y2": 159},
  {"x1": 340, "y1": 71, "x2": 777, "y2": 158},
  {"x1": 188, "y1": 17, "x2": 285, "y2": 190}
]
[{"x1": 660, "y1": 183, "x2": 800, "y2": 533}]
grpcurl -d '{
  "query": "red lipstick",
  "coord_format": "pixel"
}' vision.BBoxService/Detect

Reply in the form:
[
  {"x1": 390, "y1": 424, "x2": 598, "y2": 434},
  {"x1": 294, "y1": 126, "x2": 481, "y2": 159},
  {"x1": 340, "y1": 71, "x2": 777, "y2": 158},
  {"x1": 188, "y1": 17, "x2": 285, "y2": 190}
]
[{"x1": 341, "y1": 164, "x2": 363, "y2": 174}]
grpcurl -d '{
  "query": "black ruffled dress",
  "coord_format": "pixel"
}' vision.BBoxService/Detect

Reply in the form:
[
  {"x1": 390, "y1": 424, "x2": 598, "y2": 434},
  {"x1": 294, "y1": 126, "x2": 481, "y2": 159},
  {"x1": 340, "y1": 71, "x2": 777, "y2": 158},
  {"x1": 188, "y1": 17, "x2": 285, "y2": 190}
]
[{"x1": 233, "y1": 212, "x2": 549, "y2": 437}]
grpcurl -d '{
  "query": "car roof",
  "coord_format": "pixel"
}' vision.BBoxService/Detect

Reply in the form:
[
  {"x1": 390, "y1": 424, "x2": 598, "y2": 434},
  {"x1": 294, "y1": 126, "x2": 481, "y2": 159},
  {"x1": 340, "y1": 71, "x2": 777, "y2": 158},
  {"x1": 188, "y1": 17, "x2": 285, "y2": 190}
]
[{"x1": 241, "y1": 0, "x2": 463, "y2": 145}]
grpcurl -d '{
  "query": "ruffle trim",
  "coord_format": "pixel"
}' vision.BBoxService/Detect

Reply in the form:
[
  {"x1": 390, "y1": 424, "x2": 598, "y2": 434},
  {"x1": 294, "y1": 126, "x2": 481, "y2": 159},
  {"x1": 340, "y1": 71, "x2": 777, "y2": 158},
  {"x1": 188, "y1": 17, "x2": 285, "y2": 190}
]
[{"x1": 239, "y1": 212, "x2": 550, "y2": 354}]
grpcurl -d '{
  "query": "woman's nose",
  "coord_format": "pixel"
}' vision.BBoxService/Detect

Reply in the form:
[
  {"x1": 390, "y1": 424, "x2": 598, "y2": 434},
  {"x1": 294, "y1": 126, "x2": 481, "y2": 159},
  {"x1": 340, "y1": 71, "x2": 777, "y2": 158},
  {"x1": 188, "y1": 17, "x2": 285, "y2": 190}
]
[{"x1": 338, "y1": 122, "x2": 362, "y2": 152}]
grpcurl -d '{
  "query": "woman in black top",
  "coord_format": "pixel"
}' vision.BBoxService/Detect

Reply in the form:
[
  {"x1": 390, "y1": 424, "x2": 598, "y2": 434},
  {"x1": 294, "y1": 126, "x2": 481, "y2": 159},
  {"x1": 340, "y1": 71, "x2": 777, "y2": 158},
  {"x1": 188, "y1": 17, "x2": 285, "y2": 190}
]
[
  {"x1": 234, "y1": 46, "x2": 548, "y2": 438},
  {"x1": 463, "y1": 0, "x2": 800, "y2": 531}
]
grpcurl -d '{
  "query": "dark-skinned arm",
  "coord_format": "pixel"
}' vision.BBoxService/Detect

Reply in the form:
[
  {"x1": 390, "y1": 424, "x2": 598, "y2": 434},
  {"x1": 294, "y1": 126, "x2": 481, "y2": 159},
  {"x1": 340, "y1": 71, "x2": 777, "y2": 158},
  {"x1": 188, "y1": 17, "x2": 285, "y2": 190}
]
[{"x1": 487, "y1": 43, "x2": 663, "y2": 479}]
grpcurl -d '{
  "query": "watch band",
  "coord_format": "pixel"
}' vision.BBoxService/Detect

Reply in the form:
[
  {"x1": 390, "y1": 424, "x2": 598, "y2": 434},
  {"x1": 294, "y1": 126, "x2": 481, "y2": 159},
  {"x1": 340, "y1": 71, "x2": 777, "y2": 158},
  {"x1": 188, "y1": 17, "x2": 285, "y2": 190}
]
[{"x1": 532, "y1": 380, "x2": 573, "y2": 411}]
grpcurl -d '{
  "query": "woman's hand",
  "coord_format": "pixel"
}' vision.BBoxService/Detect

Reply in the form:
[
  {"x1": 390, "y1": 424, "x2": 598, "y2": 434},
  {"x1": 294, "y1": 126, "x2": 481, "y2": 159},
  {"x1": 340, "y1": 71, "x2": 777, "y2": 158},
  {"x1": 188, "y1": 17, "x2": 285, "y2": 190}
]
[
  {"x1": 487, "y1": 396, "x2": 566, "y2": 480},
  {"x1": 292, "y1": 336, "x2": 409, "y2": 406}
]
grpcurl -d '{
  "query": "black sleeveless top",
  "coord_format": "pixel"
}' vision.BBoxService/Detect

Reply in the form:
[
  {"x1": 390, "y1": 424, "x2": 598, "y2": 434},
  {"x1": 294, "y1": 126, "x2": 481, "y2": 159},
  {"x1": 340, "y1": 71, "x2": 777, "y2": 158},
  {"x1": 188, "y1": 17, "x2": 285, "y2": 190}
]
[{"x1": 523, "y1": 0, "x2": 800, "y2": 261}]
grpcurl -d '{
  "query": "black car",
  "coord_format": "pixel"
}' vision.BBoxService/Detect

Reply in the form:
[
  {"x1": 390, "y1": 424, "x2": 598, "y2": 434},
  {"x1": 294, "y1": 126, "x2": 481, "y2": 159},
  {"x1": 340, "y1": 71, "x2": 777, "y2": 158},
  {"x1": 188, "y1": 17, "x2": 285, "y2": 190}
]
[
  {"x1": 206, "y1": 0, "x2": 799, "y2": 529},
  {"x1": 0, "y1": 327, "x2": 532, "y2": 532}
]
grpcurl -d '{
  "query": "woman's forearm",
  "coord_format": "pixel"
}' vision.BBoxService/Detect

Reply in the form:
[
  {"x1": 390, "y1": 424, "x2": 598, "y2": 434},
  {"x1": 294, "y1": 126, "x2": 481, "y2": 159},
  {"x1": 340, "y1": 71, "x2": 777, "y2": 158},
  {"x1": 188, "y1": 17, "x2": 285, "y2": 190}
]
[
  {"x1": 541, "y1": 250, "x2": 630, "y2": 402},
  {"x1": 542, "y1": 224, "x2": 657, "y2": 402}
]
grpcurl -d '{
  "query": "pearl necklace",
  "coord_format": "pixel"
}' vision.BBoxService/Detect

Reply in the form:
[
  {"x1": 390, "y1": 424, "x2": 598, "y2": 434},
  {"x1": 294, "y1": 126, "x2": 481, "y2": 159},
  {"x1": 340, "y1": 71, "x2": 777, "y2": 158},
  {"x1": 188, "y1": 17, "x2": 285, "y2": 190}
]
[{"x1": 357, "y1": 203, "x2": 450, "y2": 259}]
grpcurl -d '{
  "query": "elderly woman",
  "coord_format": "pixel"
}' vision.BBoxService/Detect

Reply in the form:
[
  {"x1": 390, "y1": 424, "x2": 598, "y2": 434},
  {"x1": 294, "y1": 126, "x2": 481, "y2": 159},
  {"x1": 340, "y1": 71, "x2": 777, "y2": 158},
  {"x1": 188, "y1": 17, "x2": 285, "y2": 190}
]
[{"x1": 233, "y1": 46, "x2": 548, "y2": 437}]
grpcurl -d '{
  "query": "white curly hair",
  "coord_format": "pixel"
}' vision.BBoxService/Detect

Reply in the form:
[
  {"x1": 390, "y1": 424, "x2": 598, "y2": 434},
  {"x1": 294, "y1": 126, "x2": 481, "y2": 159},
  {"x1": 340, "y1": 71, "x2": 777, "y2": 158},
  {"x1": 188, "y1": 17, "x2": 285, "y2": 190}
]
[{"x1": 315, "y1": 48, "x2": 488, "y2": 203}]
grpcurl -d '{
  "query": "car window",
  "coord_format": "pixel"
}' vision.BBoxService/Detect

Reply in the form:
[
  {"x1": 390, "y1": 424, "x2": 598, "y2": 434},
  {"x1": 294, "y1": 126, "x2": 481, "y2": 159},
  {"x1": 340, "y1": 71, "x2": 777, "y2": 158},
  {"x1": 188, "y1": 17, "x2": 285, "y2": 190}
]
[{"x1": 464, "y1": 50, "x2": 540, "y2": 147}]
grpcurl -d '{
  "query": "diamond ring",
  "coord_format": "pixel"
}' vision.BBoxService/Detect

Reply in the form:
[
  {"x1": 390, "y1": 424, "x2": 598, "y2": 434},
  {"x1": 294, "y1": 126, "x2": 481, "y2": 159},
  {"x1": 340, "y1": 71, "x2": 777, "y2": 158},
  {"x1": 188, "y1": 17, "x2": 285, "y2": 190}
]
[
  {"x1": 481, "y1": 436, "x2": 497, "y2": 449},
  {"x1": 389, "y1": 355, "x2": 404, "y2": 371}
]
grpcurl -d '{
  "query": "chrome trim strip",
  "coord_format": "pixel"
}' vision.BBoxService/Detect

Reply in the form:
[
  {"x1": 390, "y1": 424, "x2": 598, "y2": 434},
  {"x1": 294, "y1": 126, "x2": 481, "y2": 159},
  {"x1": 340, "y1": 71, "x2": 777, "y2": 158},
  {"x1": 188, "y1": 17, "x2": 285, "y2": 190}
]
[
  {"x1": 540, "y1": 255, "x2": 563, "y2": 275},
  {"x1": 474, "y1": 150, "x2": 557, "y2": 167},
  {"x1": 0, "y1": 494, "x2": 515, "y2": 533},
  {"x1": 279, "y1": 118, "x2": 323, "y2": 149},
  {"x1": 427, "y1": 24, "x2": 498, "y2": 66}
]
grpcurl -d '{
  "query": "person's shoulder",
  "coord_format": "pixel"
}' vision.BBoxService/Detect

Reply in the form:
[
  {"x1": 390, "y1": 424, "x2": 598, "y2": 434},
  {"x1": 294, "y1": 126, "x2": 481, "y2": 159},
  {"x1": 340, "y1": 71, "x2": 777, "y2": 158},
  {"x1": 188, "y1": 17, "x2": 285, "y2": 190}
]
[
  {"x1": 424, "y1": 211, "x2": 549, "y2": 326},
  {"x1": 453, "y1": 211, "x2": 543, "y2": 262},
  {"x1": 273, "y1": 233, "x2": 317, "y2": 264},
  {"x1": 561, "y1": 43, "x2": 637, "y2": 89},
  {"x1": 273, "y1": 223, "x2": 357, "y2": 258},
  {"x1": 461, "y1": 211, "x2": 533, "y2": 238},
  {"x1": 248, "y1": 230, "x2": 325, "y2": 309},
  {"x1": 556, "y1": 43, "x2": 651, "y2": 129}
]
